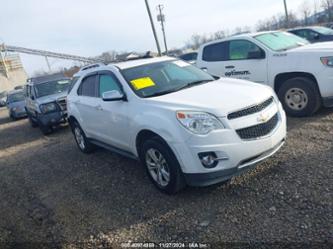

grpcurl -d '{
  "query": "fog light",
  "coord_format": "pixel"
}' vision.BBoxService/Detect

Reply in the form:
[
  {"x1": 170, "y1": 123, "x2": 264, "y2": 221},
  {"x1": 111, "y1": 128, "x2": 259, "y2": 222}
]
[{"x1": 198, "y1": 152, "x2": 218, "y2": 168}]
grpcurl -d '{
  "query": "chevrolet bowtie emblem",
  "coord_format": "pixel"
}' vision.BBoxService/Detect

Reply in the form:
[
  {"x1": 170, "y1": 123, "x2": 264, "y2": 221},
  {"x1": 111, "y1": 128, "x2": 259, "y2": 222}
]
[{"x1": 257, "y1": 112, "x2": 270, "y2": 123}]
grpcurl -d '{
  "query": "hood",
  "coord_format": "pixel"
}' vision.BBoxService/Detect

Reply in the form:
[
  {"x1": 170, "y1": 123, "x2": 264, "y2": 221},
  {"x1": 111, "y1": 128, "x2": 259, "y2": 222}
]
[
  {"x1": 290, "y1": 41, "x2": 333, "y2": 52},
  {"x1": 7, "y1": 100, "x2": 26, "y2": 109},
  {"x1": 148, "y1": 78, "x2": 274, "y2": 117},
  {"x1": 36, "y1": 91, "x2": 67, "y2": 104}
]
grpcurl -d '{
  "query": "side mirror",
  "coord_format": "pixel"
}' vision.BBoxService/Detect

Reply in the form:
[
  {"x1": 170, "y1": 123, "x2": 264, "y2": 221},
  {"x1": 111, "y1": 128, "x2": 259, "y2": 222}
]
[
  {"x1": 248, "y1": 50, "x2": 265, "y2": 59},
  {"x1": 102, "y1": 90, "x2": 126, "y2": 102},
  {"x1": 313, "y1": 33, "x2": 320, "y2": 40}
]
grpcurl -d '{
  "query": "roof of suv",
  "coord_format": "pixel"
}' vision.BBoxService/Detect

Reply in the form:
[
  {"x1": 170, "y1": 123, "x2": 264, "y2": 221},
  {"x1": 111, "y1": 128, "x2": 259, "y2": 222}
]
[
  {"x1": 114, "y1": 56, "x2": 174, "y2": 70},
  {"x1": 74, "y1": 57, "x2": 176, "y2": 77}
]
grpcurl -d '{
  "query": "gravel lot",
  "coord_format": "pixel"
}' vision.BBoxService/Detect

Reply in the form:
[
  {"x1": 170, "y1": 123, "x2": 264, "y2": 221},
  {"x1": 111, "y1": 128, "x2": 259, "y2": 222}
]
[{"x1": 0, "y1": 107, "x2": 332, "y2": 248}]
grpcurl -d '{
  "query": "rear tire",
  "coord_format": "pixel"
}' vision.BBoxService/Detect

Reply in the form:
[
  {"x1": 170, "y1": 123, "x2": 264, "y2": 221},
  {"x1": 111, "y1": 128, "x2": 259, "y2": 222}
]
[
  {"x1": 141, "y1": 137, "x2": 186, "y2": 194},
  {"x1": 71, "y1": 121, "x2": 95, "y2": 154},
  {"x1": 277, "y1": 77, "x2": 321, "y2": 117}
]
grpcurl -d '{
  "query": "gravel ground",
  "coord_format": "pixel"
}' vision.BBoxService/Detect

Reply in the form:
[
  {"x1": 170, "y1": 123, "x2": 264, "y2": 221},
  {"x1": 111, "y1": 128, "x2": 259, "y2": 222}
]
[{"x1": 0, "y1": 107, "x2": 332, "y2": 249}]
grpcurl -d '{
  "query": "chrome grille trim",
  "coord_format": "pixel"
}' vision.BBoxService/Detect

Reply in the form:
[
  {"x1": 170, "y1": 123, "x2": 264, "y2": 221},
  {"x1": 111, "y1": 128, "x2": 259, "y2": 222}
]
[{"x1": 228, "y1": 97, "x2": 274, "y2": 120}]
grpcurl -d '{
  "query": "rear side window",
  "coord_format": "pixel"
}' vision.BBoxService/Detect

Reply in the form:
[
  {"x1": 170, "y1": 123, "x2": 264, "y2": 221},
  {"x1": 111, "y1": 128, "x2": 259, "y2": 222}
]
[
  {"x1": 78, "y1": 75, "x2": 98, "y2": 97},
  {"x1": 202, "y1": 42, "x2": 228, "y2": 61},
  {"x1": 99, "y1": 74, "x2": 122, "y2": 97}
]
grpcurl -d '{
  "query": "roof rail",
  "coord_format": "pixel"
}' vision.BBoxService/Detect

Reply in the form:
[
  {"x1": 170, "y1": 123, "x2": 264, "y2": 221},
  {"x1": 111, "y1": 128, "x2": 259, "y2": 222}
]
[{"x1": 80, "y1": 63, "x2": 105, "y2": 72}]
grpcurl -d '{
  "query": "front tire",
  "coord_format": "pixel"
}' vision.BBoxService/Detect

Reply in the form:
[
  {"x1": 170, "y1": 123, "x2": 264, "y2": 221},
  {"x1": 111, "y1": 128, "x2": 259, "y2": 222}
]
[
  {"x1": 141, "y1": 137, "x2": 186, "y2": 194},
  {"x1": 277, "y1": 77, "x2": 321, "y2": 117},
  {"x1": 39, "y1": 122, "x2": 53, "y2": 135},
  {"x1": 72, "y1": 121, "x2": 95, "y2": 154},
  {"x1": 27, "y1": 111, "x2": 38, "y2": 128}
]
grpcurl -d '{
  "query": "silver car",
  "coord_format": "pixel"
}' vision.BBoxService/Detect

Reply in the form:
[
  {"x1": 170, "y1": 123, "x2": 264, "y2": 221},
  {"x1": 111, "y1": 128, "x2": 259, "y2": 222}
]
[{"x1": 6, "y1": 89, "x2": 27, "y2": 120}]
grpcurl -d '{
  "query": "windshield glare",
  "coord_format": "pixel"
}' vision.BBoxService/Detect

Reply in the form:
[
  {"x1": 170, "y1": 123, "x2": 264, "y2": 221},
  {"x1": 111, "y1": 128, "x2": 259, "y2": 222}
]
[
  {"x1": 312, "y1": 26, "x2": 333, "y2": 35},
  {"x1": 255, "y1": 32, "x2": 309, "y2": 52},
  {"x1": 35, "y1": 79, "x2": 70, "y2": 98},
  {"x1": 7, "y1": 92, "x2": 25, "y2": 103},
  {"x1": 121, "y1": 60, "x2": 214, "y2": 98}
]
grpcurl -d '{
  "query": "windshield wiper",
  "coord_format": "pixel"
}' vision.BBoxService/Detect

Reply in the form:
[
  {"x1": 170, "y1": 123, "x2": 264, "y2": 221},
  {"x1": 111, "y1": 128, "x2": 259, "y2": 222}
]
[
  {"x1": 175, "y1": 79, "x2": 214, "y2": 91},
  {"x1": 146, "y1": 88, "x2": 181, "y2": 98},
  {"x1": 146, "y1": 79, "x2": 213, "y2": 98}
]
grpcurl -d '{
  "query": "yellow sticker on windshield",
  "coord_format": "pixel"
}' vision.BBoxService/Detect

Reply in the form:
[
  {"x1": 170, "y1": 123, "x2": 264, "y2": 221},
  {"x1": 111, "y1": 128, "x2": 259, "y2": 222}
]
[{"x1": 130, "y1": 77, "x2": 155, "y2": 90}]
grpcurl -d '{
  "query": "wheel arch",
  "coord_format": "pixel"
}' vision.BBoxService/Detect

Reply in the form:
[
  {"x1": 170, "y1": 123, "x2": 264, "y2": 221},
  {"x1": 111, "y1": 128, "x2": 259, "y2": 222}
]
[
  {"x1": 68, "y1": 115, "x2": 79, "y2": 131},
  {"x1": 274, "y1": 72, "x2": 321, "y2": 96},
  {"x1": 135, "y1": 129, "x2": 167, "y2": 159}
]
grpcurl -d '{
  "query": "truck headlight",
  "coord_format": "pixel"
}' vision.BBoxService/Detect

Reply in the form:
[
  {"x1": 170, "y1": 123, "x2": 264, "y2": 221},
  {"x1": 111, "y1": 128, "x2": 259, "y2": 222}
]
[
  {"x1": 320, "y1": 57, "x2": 333, "y2": 67},
  {"x1": 176, "y1": 111, "x2": 224, "y2": 135},
  {"x1": 40, "y1": 102, "x2": 58, "y2": 114}
]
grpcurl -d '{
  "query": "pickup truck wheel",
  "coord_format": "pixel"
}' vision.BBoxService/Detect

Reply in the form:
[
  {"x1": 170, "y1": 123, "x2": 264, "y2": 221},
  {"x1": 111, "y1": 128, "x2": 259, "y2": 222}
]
[
  {"x1": 27, "y1": 112, "x2": 38, "y2": 127},
  {"x1": 278, "y1": 77, "x2": 321, "y2": 117},
  {"x1": 141, "y1": 137, "x2": 186, "y2": 194},
  {"x1": 39, "y1": 122, "x2": 53, "y2": 135},
  {"x1": 72, "y1": 121, "x2": 95, "y2": 153}
]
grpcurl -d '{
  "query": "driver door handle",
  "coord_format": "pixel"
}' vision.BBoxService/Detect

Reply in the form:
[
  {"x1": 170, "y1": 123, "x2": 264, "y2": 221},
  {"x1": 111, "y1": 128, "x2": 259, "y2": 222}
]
[
  {"x1": 225, "y1": 65, "x2": 235, "y2": 69},
  {"x1": 94, "y1": 105, "x2": 103, "y2": 111}
]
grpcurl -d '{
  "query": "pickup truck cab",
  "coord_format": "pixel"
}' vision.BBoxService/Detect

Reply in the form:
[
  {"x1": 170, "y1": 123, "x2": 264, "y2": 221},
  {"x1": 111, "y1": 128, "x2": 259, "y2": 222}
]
[
  {"x1": 197, "y1": 31, "x2": 333, "y2": 116},
  {"x1": 67, "y1": 57, "x2": 286, "y2": 194}
]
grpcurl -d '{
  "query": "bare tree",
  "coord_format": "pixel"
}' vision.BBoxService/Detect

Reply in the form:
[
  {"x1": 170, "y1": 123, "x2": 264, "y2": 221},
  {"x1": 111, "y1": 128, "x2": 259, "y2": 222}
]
[
  {"x1": 322, "y1": 0, "x2": 333, "y2": 21},
  {"x1": 300, "y1": 0, "x2": 311, "y2": 25}
]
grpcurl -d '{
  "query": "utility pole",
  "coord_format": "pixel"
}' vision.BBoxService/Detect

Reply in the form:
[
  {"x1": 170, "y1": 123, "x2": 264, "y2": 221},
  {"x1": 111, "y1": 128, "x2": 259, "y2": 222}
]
[
  {"x1": 144, "y1": 0, "x2": 162, "y2": 56},
  {"x1": 157, "y1": 4, "x2": 168, "y2": 55},
  {"x1": 283, "y1": 0, "x2": 289, "y2": 28}
]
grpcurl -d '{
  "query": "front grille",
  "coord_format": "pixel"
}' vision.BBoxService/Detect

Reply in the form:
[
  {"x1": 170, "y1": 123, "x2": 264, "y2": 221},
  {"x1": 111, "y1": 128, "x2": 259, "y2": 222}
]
[
  {"x1": 236, "y1": 113, "x2": 279, "y2": 140},
  {"x1": 57, "y1": 98, "x2": 67, "y2": 111},
  {"x1": 228, "y1": 97, "x2": 274, "y2": 120}
]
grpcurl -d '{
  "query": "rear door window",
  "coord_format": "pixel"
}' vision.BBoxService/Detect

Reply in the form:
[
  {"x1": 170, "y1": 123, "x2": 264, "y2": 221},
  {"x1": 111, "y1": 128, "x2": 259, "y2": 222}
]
[
  {"x1": 202, "y1": 42, "x2": 228, "y2": 61},
  {"x1": 78, "y1": 75, "x2": 98, "y2": 97}
]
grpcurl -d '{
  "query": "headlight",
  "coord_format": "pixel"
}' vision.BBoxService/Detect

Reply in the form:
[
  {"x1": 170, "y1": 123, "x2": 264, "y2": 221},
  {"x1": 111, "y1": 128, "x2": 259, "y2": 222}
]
[
  {"x1": 11, "y1": 107, "x2": 17, "y2": 112},
  {"x1": 320, "y1": 57, "x2": 333, "y2": 67},
  {"x1": 40, "y1": 102, "x2": 58, "y2": 114},
  {"x1": 176, "y1": 111, "x2": 224, "y2": 135}
]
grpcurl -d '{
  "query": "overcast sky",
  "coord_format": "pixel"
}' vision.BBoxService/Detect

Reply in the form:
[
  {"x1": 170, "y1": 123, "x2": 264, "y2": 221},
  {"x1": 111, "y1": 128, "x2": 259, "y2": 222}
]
[{"x1": 1, "y1": 0, "x2": 305, "y2": 76}]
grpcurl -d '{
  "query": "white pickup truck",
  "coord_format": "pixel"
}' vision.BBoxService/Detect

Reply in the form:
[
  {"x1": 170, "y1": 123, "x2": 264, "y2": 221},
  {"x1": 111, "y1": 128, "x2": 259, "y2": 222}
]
[{"x1": 197, "y1": 31, "x2": 333, "y2": 116}]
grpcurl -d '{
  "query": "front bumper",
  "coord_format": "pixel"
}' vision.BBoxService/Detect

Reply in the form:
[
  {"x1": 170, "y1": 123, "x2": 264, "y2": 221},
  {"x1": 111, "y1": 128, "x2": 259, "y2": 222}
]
[
  {"x1": 184, "y1": 139, "x2": 285, "y2": 186},
  {"x1": 11, "y1": 109, "x2": 27, "y2": 118},
  {"x1": 170, "y1": 105, "x2": 287, "y2": 186},
  {"x1": 38, "y1": 111, "x2": 67, "y2": 126}
]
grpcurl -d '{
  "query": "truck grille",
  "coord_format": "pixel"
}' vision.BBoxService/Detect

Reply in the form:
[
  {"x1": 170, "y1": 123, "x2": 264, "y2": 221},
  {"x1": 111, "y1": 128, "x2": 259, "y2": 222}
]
[
  {"x1": 236, "y1": 113, "x2": 279, "y2": 140},
  {"x1": 57, "y1": 98, "x2": 67, "y2": 111},
  {"x1": 228, "y1": 97, "x2": 274, "y2": 120}
]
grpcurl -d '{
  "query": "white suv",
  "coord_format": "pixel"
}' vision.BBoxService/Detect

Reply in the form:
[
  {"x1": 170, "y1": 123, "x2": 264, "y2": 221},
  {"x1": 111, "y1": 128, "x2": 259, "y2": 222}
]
[{"x1": 67, "y1": 57, "x2": 287, "y2": 194}]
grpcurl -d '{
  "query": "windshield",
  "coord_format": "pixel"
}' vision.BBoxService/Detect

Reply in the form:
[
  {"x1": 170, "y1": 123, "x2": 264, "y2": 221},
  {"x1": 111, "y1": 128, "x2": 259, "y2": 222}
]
[
  {"x1": 7, "y1": 92, "x2": 25, "y2": 103},
  {"x1": 35, "y1": 79, "x2": 70, "y2": 98},
  {"x1": 312, "y1": 26, "x2": 333, "y2": 35},
  {"x1": 255, "y1": 32, "x2": 309, "y2": 52},
  {"x1": 121, "y1": 60, "x2": 214, "y2": 98}
]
